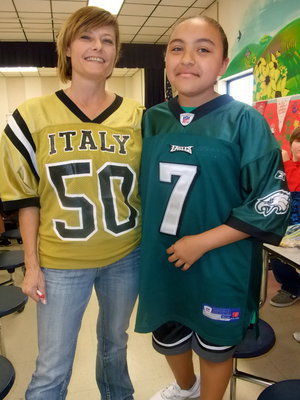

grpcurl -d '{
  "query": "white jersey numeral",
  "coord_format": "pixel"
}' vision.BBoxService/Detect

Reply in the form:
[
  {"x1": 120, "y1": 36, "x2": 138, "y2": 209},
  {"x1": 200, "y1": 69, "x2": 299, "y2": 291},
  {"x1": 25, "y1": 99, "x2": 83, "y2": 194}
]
[{"x1": 159, "y1": 162, "x2": 198, "y2": 235}]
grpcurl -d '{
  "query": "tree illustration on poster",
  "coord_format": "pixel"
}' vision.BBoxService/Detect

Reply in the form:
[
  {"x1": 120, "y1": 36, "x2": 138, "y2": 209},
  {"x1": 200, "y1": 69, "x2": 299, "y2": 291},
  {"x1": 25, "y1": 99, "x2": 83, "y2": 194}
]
[
  {"x1": 223, "y1": 0, "x2": 300, "y2": 100},
  {"x1": 223, "y1": 0, "x2": 300, "y2": 152}
]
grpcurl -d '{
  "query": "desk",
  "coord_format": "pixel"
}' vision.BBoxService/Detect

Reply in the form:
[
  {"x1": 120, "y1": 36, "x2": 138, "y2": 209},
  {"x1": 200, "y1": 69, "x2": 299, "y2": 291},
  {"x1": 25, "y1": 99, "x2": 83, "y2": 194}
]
[
  {"x1": 263, "y1": 244, "x2": 300, "y2": 271},
  {"x1": 260, "y1": 244, "x2": 299, "y2": 306}
]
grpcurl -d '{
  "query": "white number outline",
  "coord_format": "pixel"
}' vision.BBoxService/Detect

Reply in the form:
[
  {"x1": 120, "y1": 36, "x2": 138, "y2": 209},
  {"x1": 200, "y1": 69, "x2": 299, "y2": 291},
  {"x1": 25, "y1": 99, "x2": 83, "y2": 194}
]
[{"x1": 46, "y1": 160, "x2": 138, "y2": 240}]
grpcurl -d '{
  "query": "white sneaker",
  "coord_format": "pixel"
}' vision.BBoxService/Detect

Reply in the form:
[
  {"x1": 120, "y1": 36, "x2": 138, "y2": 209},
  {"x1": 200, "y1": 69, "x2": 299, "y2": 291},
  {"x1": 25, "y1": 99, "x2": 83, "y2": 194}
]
[
  {"x1": 150, "y1": 376, "x2": 200, "y2": 400},
  {"x1": 293, "y1": 331, "x2": 300, "y2": 343}
]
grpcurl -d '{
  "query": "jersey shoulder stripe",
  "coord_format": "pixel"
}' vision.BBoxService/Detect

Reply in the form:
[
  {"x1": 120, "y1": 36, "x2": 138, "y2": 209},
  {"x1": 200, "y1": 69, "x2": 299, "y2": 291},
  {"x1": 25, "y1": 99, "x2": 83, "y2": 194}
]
[{"x1": 5, "y1": 111, "x2": 39, "y2": 181}]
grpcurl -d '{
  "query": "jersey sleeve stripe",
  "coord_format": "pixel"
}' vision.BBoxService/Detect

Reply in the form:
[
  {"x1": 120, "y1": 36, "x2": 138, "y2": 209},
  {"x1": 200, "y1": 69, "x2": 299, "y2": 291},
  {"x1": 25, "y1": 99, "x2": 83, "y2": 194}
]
[
  {"x1": 13, "y1": 109, "x2": 36, "y2": 151},
  {"x1": 225, "y1": 215, "x2": 282, "y2": 245},
  {"x1": 5, "y1": 115, "x2": 39, "y2": 181},
  {"x1": 2, "y1": 197, "x2": 40, "y2": 212}
]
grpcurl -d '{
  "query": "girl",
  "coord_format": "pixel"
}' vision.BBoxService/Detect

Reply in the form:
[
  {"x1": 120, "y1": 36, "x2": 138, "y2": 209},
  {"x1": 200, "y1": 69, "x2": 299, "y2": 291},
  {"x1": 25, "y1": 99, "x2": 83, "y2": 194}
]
[{"x1": 135, "y1": 16, "x2": 290, "y2": 400}]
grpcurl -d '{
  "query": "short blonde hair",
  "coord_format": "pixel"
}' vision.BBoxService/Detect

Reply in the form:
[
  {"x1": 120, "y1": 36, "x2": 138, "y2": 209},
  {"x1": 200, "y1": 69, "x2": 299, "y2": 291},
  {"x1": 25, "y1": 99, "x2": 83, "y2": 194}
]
[{"x1": 56, "y1": 6, "x2": 120, "y2": 83}]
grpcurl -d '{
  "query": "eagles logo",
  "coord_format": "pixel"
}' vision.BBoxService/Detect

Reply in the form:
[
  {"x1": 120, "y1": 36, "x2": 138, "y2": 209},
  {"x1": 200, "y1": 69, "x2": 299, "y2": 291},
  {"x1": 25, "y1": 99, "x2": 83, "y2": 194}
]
[{"x1": 255, "y1": 190, "x2": 290, "y2": 217}]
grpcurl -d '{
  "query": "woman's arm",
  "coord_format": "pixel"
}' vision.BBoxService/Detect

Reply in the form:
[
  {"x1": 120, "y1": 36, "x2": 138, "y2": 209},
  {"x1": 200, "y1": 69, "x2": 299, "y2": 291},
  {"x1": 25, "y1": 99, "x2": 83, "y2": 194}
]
[
  {"x1": 167, "y1": 225, "x2": 249, "y2": 271},
  {"x1": 19, "y1": 207, "x2": 46, "y2": 303}
]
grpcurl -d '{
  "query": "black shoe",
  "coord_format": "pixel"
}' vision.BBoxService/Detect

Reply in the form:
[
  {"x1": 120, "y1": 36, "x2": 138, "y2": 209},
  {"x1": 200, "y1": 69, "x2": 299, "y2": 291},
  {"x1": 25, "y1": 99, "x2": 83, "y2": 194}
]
[{"x1": 0, "y1": 237, "x2": 11, "y2": 246}]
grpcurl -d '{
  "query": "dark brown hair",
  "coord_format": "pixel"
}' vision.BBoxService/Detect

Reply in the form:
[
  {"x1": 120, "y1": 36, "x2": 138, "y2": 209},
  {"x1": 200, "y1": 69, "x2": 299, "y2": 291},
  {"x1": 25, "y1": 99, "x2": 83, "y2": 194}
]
[
  {"x1": 169, "y1": 15, "x2": 228, "y2": 60},
  {"x1": 290, "y1": 127, "x2": 300, "y2": 145}
]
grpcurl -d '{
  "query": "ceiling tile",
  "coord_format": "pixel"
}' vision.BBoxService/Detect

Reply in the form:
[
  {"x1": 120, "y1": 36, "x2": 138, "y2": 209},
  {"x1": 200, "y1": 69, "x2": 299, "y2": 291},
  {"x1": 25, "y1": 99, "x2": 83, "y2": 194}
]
[
  {"x1": 0, "y1": 0, "x2": 216, "y2": 45},
  {"x1": 52, "y1": 13, "x2": 72, "y2": 21},
  {"x1": 0, "y1": 23, "x2": 22, "y2": 29},
  {"x1": 159, "y1": 0, "x2": 194, "y2": 5},
  {"x1": 18, "y1": 12, "x2": 52, "y2": 21},
  {"x1": 181, "y1": 7, "x2": 206, "y2": 18},
  {"x1": 52, "y1": 1, "x2": 85, "y2": 14},
  {"x1": 22, "y1": 24, "x2": 53, "y2": 30},
  {"x1": 14, "y1": 0, "x2": 51, "y2": 12},
  {"x1": 117, "y1": 15, "x2": 148, "y2": 26},
  {"x1": 0, "y1": 0, "x2": 15, "y2": 12},
  {"x1": 120, "y1": 4, "x2": 156, "y2": 16},
  {"x1": 144, "y1": 16, "x2": 177, "y2": 27},
  {"x1": 122, "y1": 0, "x2": 159, "y2": 4},
  {"x1": 0, "y1": 32, "x2": 26, "y2": 41},
  {"x1": 0, "y1": 13, "x2": 19, "y2": 19},
  {"x1": 25, "y1": 32, "x2": 54, "y2": 41},
  {"x1": 138, "y1": 26, "x2": 167, "y2": 35},
  {"x1": 193, "y1": 0, "x2": 215, "y2": 7},
  {"x1": 119, "y1": 25, "x2": 140, "y2": 34},
  {"x1": 152, "y1": 6, "x2": 187, "y2": 18}
]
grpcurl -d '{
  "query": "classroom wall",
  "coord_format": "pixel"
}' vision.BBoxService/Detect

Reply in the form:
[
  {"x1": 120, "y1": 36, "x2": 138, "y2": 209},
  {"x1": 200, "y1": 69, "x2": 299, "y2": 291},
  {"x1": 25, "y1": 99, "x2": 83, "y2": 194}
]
[{"x1": 0, "y1": 71, "x2": 144, "y2": 131}]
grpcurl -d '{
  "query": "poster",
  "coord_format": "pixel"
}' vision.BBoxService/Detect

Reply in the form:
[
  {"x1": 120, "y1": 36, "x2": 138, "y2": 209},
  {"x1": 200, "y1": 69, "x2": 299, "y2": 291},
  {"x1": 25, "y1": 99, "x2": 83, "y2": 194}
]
[{"x1": 253, "y1": 96, "x2": 300, "y2": 153}]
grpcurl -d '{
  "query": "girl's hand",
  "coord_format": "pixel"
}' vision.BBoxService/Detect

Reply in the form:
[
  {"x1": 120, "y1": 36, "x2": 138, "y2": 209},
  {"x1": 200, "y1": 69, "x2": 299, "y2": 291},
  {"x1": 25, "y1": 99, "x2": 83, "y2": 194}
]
[
  {"x1": 166, "y1": 235, "x2": 206, "y2": 271},
  {"x1": 166, "y1": 225, "x2": 249, "y2": 271}
]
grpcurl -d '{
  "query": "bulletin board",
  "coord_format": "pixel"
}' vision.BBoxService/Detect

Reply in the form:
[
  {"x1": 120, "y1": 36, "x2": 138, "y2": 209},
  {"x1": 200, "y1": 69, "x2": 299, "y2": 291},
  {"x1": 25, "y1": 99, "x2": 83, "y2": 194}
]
[{"x1": 253, "y1": 95, "x2": 300, "y2": 154}]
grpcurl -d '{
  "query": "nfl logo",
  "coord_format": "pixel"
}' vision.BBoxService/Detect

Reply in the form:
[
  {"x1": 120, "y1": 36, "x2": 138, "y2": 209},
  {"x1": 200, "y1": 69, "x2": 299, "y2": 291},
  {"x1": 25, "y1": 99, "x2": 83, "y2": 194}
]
[{"x1": 180, "y1": 113, "x2": 194, "y2": 126}]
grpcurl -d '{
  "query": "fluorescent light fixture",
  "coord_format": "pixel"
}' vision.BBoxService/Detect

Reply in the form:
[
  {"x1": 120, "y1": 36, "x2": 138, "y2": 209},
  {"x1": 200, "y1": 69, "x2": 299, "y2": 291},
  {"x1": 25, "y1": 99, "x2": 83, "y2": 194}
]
[
  {"x1": 88, "y1": 0, "x2": 124, "y2": 14},
  {"x1": 0, "y1": 67, "x2": 38, "y2": 73}
]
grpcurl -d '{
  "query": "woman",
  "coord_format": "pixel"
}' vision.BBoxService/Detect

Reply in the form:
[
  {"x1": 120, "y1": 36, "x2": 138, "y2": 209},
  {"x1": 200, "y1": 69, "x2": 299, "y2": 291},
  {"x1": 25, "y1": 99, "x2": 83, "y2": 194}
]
[{"x1": 0, "y1": 6, "x2": 143, "y2": 400}]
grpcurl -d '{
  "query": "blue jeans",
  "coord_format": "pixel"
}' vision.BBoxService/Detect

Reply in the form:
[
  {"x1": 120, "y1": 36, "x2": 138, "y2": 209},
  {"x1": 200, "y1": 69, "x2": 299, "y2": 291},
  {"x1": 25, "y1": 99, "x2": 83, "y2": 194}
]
[
  {"x1": 271, "y1": 258, "x2": 300, "y2": 296},
  {"x1": 25, "y1": 247, "x2": 140, "y2": 400}
]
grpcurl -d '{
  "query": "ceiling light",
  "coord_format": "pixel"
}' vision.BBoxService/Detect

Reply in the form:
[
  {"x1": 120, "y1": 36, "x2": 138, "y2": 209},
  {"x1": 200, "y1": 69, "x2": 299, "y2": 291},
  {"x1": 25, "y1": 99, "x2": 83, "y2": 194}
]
[
  {"x1": 0, "y1": 67, "x2": 38, "y2": 73},
  {"x1": 88, "y1": 0, "x2": 124, "y2": 15}
]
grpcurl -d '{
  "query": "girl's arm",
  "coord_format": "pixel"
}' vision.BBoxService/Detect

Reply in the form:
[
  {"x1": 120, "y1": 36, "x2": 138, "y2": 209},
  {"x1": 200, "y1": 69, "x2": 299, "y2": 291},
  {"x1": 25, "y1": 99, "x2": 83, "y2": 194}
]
[
  {"x1": 167, "y1": 225, "x2": 249, "y2": 271},
  {"x1": 19, "y1": 207, "x2": 46, "y2": 303}
]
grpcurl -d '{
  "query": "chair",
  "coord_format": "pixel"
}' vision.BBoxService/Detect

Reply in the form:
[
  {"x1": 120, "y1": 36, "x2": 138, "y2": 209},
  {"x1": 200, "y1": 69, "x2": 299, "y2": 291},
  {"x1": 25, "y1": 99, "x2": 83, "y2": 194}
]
[
  {"x1": 257, "y1": 379, "x2": 300, "y2": 400},
  {"x1": 229, "y1": 250, "x2": 277, "y2": 400},
  {"x1": 1, "y1": 229, "x2": 22, "y2": 245},
  {"x1": 0, "y1": 250, "x2": 25, "y2": 286},
  {"x1": 0, "y1": 285, "x2": 28, "y2": 356},
  {"x1": 230, "y1": 319, "x2": 276, "y2": 399},
  {"x1": 0, "y1": 355, "x2": 15, "y2": 399}
]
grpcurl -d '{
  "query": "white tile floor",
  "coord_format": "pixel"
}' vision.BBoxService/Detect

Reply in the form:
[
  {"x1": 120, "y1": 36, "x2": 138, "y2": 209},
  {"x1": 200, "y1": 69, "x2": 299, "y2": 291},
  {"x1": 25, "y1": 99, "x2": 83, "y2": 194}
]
[{"x1": 1, "y1": 243, "x2": 300, "y2": 400}]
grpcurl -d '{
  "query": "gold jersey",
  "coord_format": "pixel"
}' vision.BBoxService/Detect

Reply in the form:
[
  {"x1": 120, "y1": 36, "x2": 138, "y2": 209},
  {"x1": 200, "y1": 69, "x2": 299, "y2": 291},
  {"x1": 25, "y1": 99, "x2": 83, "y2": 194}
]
[{"x1": 0, "y1": 91, "x2": 144, "y2": 269}]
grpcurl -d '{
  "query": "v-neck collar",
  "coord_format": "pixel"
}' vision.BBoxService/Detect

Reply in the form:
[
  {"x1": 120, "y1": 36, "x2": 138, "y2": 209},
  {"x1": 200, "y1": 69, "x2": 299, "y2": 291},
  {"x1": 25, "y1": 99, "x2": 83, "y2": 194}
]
[
  {"x1": 168, "y1": 94, "x2": 234, "y2": 125},
  {"x1": 55, "y1": 89, "x2": 123, "y2": 123}
]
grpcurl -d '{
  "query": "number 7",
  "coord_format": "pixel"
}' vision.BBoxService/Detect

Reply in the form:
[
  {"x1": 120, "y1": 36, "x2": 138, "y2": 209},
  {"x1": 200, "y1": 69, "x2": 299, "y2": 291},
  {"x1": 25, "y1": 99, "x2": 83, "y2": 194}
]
[{"x1": 159, "y1": 162, "x2": 198, "y2": 235}]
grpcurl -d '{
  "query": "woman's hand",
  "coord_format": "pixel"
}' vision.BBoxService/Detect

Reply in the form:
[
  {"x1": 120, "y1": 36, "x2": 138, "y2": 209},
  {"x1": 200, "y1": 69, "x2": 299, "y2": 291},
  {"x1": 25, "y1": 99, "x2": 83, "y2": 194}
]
[
  {"x1": 166, "y1": 234, "x2": 206, "y2": 271},
  {"x1": 22, "y1": 265, "x2": 46, "y2": 304},
  {"x1": 19, "y1": 206, "x2": 46, "y2": 304}
]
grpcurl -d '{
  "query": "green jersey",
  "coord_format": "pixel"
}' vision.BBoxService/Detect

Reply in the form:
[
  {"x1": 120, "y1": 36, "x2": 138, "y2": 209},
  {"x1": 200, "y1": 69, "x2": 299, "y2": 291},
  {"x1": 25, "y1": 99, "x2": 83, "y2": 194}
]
[{"x1": 135, "y1": 95, "x2": 290, "y2": 345}]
